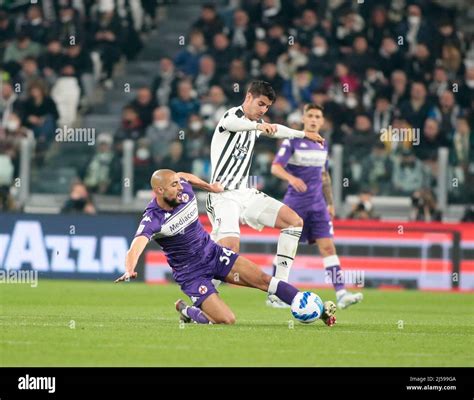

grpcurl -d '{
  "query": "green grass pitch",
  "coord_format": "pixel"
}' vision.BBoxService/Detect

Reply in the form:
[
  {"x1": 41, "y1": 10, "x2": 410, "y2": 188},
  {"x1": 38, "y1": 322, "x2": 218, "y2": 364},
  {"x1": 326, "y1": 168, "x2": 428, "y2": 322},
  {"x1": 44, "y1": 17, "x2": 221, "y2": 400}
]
[{"x1": 1, "y1": 279, "x2": 473, "y2": 366}]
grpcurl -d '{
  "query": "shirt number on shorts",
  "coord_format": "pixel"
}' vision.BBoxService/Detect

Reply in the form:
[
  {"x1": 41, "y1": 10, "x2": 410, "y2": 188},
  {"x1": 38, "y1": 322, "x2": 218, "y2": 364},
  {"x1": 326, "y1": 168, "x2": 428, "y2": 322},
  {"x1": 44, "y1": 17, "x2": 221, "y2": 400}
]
[
  {"x1": 219, "y1": 248, "x2": 235, "y2": 266},
  {"x1": 329, "y1": 221, "x2": 334, "y2": 235}
]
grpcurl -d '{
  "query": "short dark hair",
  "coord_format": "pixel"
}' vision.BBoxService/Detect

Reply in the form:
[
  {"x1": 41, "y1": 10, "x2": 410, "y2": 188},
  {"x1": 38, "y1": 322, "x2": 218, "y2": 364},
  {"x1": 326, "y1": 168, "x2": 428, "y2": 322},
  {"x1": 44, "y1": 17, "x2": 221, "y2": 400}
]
[
  {"x1": 304, "y1": 103, "x2": 324, "y2": 114},
  {"x1": 247, "y1": 81, "x2": 276, "y2": 102}
]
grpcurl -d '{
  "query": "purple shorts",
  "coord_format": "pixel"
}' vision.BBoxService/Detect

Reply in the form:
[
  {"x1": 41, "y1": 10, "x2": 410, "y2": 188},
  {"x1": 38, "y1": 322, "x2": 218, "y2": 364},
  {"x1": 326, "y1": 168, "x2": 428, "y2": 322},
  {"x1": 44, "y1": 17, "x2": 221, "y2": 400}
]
[
  {"x1": 295, "y1": 207, "x2": 333, "y2": 244},
  {"x1": 179, "y1": 244, "x2": 238, "y2": 307}
]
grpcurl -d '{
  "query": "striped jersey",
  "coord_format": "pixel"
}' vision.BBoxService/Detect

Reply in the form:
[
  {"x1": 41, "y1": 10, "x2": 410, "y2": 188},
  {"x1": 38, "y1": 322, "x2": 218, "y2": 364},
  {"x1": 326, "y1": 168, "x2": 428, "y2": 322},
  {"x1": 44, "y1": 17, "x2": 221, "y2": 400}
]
[{"x1": 210, "y1": 105, "x2": 263, "y2": 191}]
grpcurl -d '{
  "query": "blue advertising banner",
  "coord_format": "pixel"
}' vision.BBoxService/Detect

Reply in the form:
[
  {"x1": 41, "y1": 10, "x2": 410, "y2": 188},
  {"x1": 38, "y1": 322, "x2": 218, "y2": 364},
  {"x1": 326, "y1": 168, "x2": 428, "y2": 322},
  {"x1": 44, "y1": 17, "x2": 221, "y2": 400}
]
[{"x1": 0, "y1": 213, "x2": 138, "y2": 279}]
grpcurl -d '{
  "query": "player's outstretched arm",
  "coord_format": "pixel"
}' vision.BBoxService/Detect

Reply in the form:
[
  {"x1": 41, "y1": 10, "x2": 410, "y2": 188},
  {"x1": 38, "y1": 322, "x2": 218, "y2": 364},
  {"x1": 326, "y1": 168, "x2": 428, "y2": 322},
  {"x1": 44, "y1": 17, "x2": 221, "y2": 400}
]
[
  {"x1": 271, "y1": 163, "x2": 307, "y2": 193},
  {"x1": 259, "y1": 123, "x2": 324, "y2": 144},
  {"x1": 114, "y1": 236, "x2": 148, "y2": 282},
  {"x1": 177, "y1": 172, "x2": 224, "y2": 193}
]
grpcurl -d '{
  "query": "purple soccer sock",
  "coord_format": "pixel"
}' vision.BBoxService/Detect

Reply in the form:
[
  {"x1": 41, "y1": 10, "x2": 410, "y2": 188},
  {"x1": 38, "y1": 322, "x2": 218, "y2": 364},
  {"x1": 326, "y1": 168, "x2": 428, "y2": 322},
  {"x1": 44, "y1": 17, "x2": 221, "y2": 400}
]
[
  {"x1": 274, "y1": 279, "x2": 299, "y2": 305},
  {"x1": 325, "y1": 264, "x2": 345, "y2": 292},
  {"x1": 185, "y1": 306, "x2": 210, "y2": 324}
]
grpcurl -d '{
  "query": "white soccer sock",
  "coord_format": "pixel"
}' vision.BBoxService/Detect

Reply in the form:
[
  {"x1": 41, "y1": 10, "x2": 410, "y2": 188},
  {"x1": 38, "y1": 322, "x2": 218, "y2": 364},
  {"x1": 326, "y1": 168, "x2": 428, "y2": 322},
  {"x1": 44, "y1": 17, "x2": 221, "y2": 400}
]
[{"x1": 274, "y1": 226, "x2": 302, "y2": 282}]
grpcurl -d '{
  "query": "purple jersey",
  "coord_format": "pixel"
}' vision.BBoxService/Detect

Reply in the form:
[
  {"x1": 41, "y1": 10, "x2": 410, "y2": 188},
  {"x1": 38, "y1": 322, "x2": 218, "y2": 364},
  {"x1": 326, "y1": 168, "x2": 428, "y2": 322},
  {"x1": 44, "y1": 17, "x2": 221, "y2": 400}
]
[
  {"x1": 135, "y1": 179, "x2": 217, "y2": 283},
  {"x1": 273, "y1": 137, "x2": 329, "y2": 212}
]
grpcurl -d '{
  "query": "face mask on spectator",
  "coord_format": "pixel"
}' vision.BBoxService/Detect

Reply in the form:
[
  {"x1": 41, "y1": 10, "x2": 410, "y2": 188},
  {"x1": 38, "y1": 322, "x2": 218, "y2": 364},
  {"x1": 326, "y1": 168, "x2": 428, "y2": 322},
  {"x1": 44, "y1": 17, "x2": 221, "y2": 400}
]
[
  {"x1": 190, "y1": 121, "x2": 203, "y2": 132},
  {"x1": 346, "y1": 97, "x2": 358, "y2": 109},
  {"x1": 136, "y1": 148, "x2": 150, "y2": 160},
  {"x1": 31, "y1": 18, "x2": 42, "y2": 25},
  {"x1": 312, "y1": 47, "x2": 327, "y2": 56},
  {"x1": 154, "y1": 120, "x2": 168, "y2": 129},
  {"x1": 6, "y1": 120, "x2": 19, "y2": 132},
  {"x1": 466, "y1": 80, "x2": 474, "y2": 88},
  {"x1": 408, "y1": 15, "x2": 421, "y2": 25}
]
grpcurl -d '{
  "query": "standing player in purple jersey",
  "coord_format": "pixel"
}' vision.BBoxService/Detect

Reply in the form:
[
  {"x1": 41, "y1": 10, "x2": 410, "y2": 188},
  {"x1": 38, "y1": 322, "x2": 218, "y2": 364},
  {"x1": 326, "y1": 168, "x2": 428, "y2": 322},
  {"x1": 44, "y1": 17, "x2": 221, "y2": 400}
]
[
  {"x1": 272, "y1": 104, "x2": 363, "y2": 309},
  {"x1": 115, "y1": 169, "x2": 336, "y2": 325}
]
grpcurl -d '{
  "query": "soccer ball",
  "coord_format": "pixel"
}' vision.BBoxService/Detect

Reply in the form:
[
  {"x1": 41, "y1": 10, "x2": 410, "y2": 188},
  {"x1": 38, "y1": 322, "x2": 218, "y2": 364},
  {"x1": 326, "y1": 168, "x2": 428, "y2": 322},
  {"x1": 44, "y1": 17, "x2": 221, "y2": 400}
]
[{"x1": 291, "y1": 291, "x2": 324, "y2": 324}]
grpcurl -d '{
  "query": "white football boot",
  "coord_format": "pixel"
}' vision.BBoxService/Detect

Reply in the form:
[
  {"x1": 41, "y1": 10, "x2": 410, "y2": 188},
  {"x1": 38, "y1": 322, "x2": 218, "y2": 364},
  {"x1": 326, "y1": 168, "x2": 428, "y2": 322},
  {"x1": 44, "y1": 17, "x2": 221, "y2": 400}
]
[
  {"x1": 336, "y1": 291, "x2": 363, "y2": 309},
  {"x1": 266, "y1": 294, "x2": 290, "y2": 308}
]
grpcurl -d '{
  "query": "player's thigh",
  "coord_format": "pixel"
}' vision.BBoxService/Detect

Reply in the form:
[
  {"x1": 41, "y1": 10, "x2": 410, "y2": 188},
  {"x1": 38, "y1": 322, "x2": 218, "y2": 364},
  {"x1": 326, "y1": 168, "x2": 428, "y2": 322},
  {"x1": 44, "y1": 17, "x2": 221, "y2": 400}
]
[
  {"x1": 224, "y1": 255, "x2": 271, "y2": 292},
  {"x1": 241, "y1": 189, "x2": 285, "y2": 230},
  {"x1": 217, "y1": 236, "x2": 240, "y2": 253},
  {"x1": 200, "y1": 293, "x2": 236, "y2": 325},
  {"x1": 207, "y1": 193, "x2": 241, "y2": 242},
  {"x1": 309, "y1": 209, "x2": 334, "y2": 249}
]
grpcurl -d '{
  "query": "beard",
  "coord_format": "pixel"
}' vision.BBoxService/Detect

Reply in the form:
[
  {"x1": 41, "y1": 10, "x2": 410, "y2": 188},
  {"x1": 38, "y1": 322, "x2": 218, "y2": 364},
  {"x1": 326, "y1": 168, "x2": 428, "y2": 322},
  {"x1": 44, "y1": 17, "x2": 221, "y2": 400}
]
[{"x1": 163, "y1": 195, "x2": 181, "y2": 208}]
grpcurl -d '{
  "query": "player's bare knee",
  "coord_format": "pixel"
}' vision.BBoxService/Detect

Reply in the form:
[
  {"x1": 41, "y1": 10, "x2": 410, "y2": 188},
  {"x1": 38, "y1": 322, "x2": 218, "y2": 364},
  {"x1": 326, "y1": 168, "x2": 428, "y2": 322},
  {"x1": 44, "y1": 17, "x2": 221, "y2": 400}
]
[{"x1": 219, "y1": 312, "x2": 236, "y2": 325}]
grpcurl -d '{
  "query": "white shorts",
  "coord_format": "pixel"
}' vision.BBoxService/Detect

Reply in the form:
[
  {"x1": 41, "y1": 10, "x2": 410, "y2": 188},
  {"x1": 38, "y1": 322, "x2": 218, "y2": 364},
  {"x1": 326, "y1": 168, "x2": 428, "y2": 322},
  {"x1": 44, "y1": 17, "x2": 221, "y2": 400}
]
[{"x1": 206, "y1": 188, "x2": 284, "y2": 242}]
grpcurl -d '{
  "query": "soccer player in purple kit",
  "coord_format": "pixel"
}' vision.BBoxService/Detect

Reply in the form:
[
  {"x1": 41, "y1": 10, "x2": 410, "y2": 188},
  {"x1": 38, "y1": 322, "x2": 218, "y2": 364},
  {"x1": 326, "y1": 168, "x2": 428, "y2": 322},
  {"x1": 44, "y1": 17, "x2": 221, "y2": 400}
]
[
  {"x1": 271, "y1": 104, "x2": 363, "y2": 309},
  {"x1": 115, "y1": 169, "x2": 336, "y2": 326}
]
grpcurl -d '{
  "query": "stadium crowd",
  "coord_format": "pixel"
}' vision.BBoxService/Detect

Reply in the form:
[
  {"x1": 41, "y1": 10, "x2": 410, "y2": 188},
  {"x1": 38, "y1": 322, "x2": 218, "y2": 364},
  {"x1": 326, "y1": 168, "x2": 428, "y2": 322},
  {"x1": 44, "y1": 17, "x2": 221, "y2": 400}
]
[{"x1": 0, "y1": 0, "x2": 473, "y2": 219}]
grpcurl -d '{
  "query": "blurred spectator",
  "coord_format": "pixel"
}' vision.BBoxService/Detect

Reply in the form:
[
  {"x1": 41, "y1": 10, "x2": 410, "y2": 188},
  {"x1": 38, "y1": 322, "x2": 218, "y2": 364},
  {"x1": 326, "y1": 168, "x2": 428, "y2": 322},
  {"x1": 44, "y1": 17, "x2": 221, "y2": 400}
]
[
  {"x1": 146, "y1": 106, "x2": 180, "y2": 165},
  {"x1": 192, "y1": 3, "x2": 224, "y2": 46},
  {"x1": 228, "y1": 9, "x2": 255, "y2": 55},
  {"x1": 325, "y1": 62, "x2": 360, "y2": 105},
  {"x1": 151, "y1": 57, "x2": 179, "y2": 106},
  {"x1": 296, "y1": 9, "x2": 324, "y2": 48},
  {"x1": 456, "y1": 67, "x2": 474, "y2": 110},
  {"x1": 220, "y1": 59, "x2": 249, "y2": 104},
  {"x1": 129, "y1": 87, "x2": 157, "y2": 129},
  {"x1": 307, "y1": 35, "x2": 336, "y2": 79},
  {"x1": 366, "y1": 6, "x2": 393, "y2": 51},
  {"x1": 348, "y1": 190, "x2": 377, "y2": 219},
  {"x1": 210, "y1": 33, "x2": 236, "y2": 79},
  {"x1": 283, "y1": 67, "x2": 320, "y2": 109},
  {"x1": 276, "y1": 40, "x2": 307, "y2": 80},
  {"x1": 361, "y1": 66, "x2": 387, "y2": 109},
  {"x1": 51, "y1": 5, "x2": 84, "y2": 45},
  {"x1": 89, "y1": 9, "x2": 123, "y2": 87},
  {"x1": 388, "y1": 70, "x2": 409, "y2": 107},
  {"x1": 349, "y1": 36, "x2": 374, "y2": 79},
  {"x1": 258, "y1": 62, "x2": 284, "y2": 94},
  {"x1": 397, "y1": 81, "x2": 431, "y2": 130},
  {"x1": 12, "y1": 57, "x2": 42, "y2": 99},
  {"x1": 428, "y1": 91, "x2": 461, "y2": 141},
  {"x1": 84, "y1": 132, "x2": 114, "y2": 194},
  {"x1": 441, "y1": 44, "x2": 463, "y2": 81},
  {"x1": 395, "y1": 4, "x2": 432, "y2": 56},
  {"x1": 410, "y1": 188, "x2": 442, "y2": 221},
  {"x1": 0, "y1": 11, "x2": 16, "y2": 52},
  {"x1": 20, "y1": 5, "x2": 49, "y2": 45},
  {"x1": 62, "y1": 182, "x2": 96, "y2": 214},
  {"x1": 134, "y1": 137, "x2": 155, "y2": 191},
  {"x1": 247, "y1": 39, "x2": 275, "y2": 78},
  {"x1": 38, "y1": 39, "x2": 66, "y2": 85},
  {"x1": 405, "y1": 43, "x2": 434, "y2": 83},
  {"x1": 174, "y1": 29, "x2": 207, "y2": 78},
  {"x1": 161, "y1": 140, "x2": 191, "y2": 172},
  {"x1": 414, "y1": 118, "x2": 447, "y2": 162},
  {"x1": 22, "y1": 80, "x2": 59, "y2": 142},
  {"x1": 428, "y1": 67, "x2": 450, "y2": 98},
  {"x1": 360, "y1": 141, "x2": 393, "y2": 195},
  {"x1": 371, "y1": 93, "x2": 392, "y2": 134},
  {"x1": 392, "y1": 149, "x2": 428, "y2": 196},
  {"x1": 0, "y1": 81, "x2": 22, "y2": 127},
  {"x1": 200, "y1": 85, "x2": 228, "y2": 130},
  {"x1": 51, "y1": 64, "x2": 81, "y2": 126},
  {"x1": 378, "y1": 36, "x2": 405, "y2": 79},
  {"x1": 3, "y1": 32, "x2": 42, "y2": 75},
  {"x1": 115, "y1": 105, "x2": 144, "y2": 142},
  {"x1": 170, "y1": 80, "x2": 200, "y2": 128},
  {"x1": 194, "y1": 55, "x2": 218, "y2": 97}
]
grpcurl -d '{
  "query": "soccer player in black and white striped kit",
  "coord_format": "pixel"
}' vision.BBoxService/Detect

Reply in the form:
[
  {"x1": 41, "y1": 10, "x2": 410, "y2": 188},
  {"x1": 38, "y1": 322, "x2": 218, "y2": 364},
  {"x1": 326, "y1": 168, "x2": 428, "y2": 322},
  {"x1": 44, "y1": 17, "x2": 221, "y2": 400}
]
[{"x1": 206, "y1": 81, "x2": 324, "y2": 307}]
